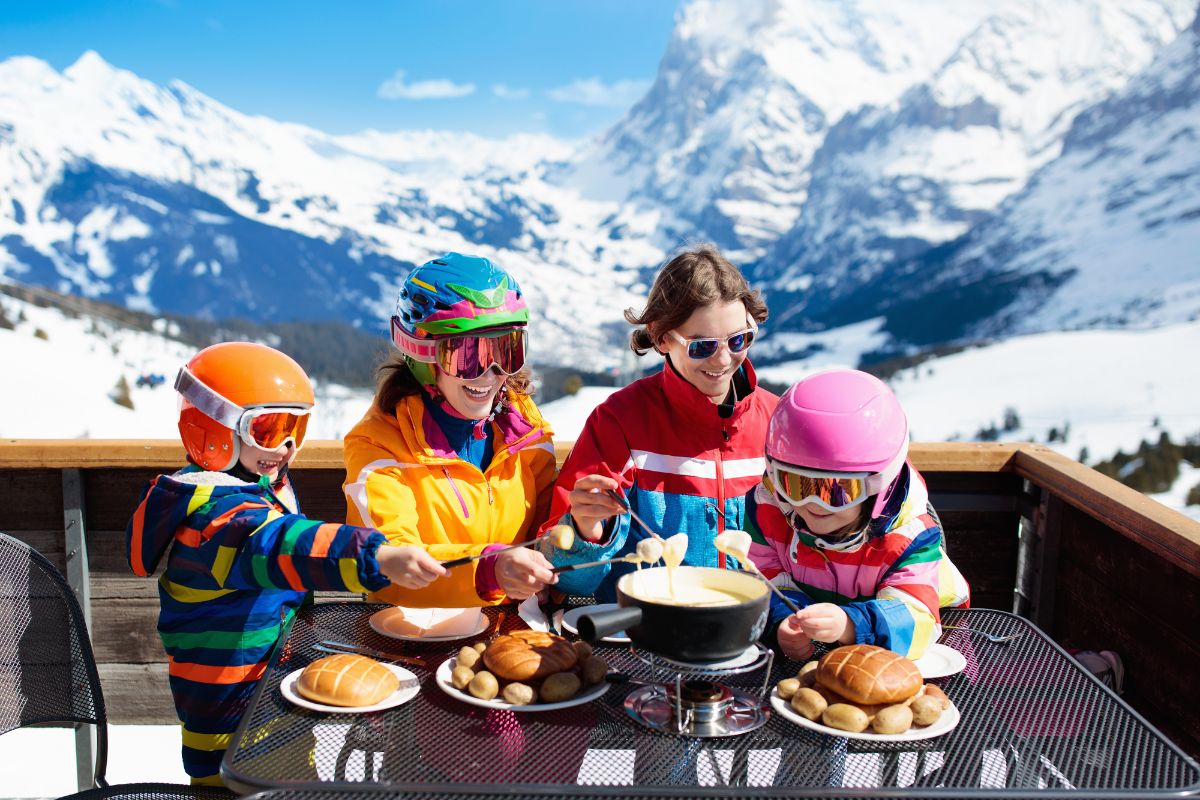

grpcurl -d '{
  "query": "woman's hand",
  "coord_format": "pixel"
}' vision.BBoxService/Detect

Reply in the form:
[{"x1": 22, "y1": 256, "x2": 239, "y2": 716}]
[
  {"x1": 376, "y1": 545, "x2": 448, "y2": 589},
  {"x1": 568, "y1": 474, "x2": 626, "y2": 541},
  {"x1": 794, "y1": 603, "x2": 856, "y2": 644},
  {"x1": 494, "y1": 546, "x2": 557, "y2": 600},
  {"x1": 776, "y1": 614, "x2": 816, "y2": 661}
]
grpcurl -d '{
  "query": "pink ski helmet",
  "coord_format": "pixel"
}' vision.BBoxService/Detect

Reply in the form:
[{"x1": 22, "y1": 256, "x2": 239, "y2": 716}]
[{"x1": 766, "y1": 369, "x2": 909, "y2": 517}]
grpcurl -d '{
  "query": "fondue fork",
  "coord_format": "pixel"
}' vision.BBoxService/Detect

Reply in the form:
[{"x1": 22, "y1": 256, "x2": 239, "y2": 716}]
[
  {"x1": 314, "y1": 641, "x2": 429, "y2": 669},
  {"x1": 551, "y1": 553, "x2": 640, "y2": 574},
  {"x1": 605, "y1": 489, "x2": 665, "y2": 541},
  {"x1": 440, "y1": 537, "x2": 543, "y2": 569}
]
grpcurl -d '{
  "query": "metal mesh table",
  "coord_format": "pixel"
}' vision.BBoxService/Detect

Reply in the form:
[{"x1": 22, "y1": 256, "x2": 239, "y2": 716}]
[{"x1": 222, "y1": 605, "x2": 1200, "y2": 797}]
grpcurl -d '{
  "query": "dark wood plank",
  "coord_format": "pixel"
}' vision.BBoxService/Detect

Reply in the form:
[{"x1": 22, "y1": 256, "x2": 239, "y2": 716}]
[{"x1": 0, "y1": 468, "x2": 63, "y2": 529}]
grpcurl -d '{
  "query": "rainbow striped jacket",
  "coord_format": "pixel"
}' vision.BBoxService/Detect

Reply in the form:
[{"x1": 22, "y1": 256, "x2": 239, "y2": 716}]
[
  {"x1": 744, "y1": 464, "x2": 971, "y2": 660},
  {"x1": 125, "y1": 465, "x2": 389, "y2": 782}
]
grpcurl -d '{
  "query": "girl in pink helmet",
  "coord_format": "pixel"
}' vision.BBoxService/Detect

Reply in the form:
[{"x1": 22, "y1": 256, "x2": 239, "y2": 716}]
[{"x1": 743, "y1": 368, "x2": 970, "y2": 661}]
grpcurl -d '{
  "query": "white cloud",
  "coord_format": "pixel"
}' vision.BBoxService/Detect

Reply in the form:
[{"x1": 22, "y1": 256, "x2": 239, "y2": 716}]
[
  {"x1": 545, "y1": 77, "x2": 651, "y2": 107},
  {"x1": 492, "y1": 83, "x2": 531, "y2": 100},
  {"x1": 377, "y1": 69, "x2": 475, "y2": 100}
]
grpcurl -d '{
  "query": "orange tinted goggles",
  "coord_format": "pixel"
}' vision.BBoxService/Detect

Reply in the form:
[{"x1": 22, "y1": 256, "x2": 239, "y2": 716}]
[{"x1": 237, "y1": 408, "x2": 310, "y2": 450}]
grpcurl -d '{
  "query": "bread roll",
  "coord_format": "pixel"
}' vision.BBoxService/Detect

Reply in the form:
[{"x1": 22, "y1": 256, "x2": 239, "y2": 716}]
[
  {"x1": 483, "y1": 630, "x2": 578, "y2": 681},
  {"x1": 296, "y1": 654, "x2": 398, "y2": 707},
  {"x1": 816, "y1": 644, "x2": 922, "y2": 705}
]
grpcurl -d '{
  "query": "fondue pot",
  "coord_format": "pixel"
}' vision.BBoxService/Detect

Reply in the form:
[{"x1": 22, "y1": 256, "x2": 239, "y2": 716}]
[{"x1": 576, "y1": 566, "x2": 770, "y2": 663}]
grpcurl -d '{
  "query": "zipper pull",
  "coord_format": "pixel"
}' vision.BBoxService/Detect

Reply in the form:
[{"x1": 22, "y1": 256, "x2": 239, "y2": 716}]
[
  {"x1": 722, "y1": 427, "x2": 730, "y2": 443},
  {"x1": 487, "y1": 481, "x2": 494, "y2": 505}
]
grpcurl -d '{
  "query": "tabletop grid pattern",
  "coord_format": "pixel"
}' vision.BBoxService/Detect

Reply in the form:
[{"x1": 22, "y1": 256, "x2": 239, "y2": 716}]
[{"x1": 224, "y1": 605, "x2": 1200, "y2": 797}]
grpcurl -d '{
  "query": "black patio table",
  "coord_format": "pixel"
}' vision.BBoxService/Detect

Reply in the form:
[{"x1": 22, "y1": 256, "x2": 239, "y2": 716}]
[{"x1": 222, "y1": 604, "x2": 1200, "y2": 798}]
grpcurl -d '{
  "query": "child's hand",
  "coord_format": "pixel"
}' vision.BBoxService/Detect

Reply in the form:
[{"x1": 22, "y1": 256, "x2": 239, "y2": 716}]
[
  {"x1": 567, "y1": 474, "x2": 625, "y2": 542},
  {"x1": 494, "y1": 546, "x2": 557, "y2": 600},
  {"x1": 776, "y1": 615, "x2": 815, "y2": 661},
  {"x1": 795, "y1": 603, "x2": 856, "y2": 644},
  {"x1": 376, "y1": 545, "x2": 447, "y2": 589}
]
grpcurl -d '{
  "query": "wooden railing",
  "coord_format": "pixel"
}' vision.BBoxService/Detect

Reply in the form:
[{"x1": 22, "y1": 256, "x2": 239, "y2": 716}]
[{"x1": 1, "y1": 439, "x2": 1197, "y2": 757}]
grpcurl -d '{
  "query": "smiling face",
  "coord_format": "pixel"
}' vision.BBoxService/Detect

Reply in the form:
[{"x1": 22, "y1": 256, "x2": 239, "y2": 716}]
[
  {"x1": 237, "y1": 441, "x2": 296, "y2": 484},
  {"x1": 659, "y1": 300, "x2": 751, "y2": 403},
  {"x1": 793, "y1": 502, "x2": 867, "y2": 537},
  {"x1": 435, "y1": 366, "x2": 505, "y2": 419}
]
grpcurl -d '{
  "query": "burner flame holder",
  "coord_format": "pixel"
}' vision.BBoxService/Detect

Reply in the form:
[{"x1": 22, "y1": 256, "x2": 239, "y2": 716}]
[{"x1": 628, "y1": 643, "x2": 774, "y2": 735}]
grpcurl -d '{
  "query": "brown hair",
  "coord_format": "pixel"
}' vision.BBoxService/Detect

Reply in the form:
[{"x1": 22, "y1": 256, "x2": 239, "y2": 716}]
[
  {"x1": 626, "y1": 244, "x2": 768, "y2": 355},
  {"x1": 373, "y1": 350, "x2": 534, "y2": 414},
  {"x1": 824, "y1": 505, "x2": 875, "y2": 543}
]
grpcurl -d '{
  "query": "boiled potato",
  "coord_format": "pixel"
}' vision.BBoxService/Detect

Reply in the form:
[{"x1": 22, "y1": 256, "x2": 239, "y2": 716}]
[
  {"x1": 472, "y1": 642, "x2": 488, "y2": 654},
  {"x1": 468, "y1": 670, "x2": 499, "y2": 701},
  {"x1": 823, "y1": 703, "x2": 870, "y2": 733},
  {"x1": 790, "y1": 687, "x2": 827, "y2": 722},
  {"x1": 797, "y1": 661, "x2": 818, "y2": 687},
  {"x1": 573, "y1": 641, "x2": 593, "y2": 660},
  {"x1": 548, "y1": 524, "x2": 575, "y2": 550},
  {"x1": 872, "y1": 704, "x2": 914, "y2": 734},
  {"x1": 910, "y1": 696, "x2": 944, "y2": 727},
  {"x1": 502, "y1": 682, "x2": 535, "y2": 705},
  {"x1": 922, "y1": 684, "x2": 950, "y2": 710},
  {"x1": 457, "y1": 645, "x2": 481, "y2": 670},
  {"x1": 776, "y1": 677, "x2": 801, "y2": 700},
  {"x1": 540, "y1": 671, "x2": 582, "y2": 703},
  {"x1": 451, "y1": 665, "x2": 475, "y2": 690},
  {"x1": 581, "y1": 656, "x2": 609, "y2": 686}
]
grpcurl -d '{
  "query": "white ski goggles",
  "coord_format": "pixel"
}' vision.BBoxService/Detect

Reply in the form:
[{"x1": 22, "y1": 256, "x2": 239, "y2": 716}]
[
  {"x1": 768, "y1": 447, "x2": 905, "y2": 513},
  {"x1": 175, "y1": 367, "x2": 312, "y2": 451}
]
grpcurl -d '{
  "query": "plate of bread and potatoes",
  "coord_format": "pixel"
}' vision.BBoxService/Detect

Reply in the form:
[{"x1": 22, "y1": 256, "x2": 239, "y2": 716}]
[
  {"x1": 771, "y1": 644, "x2": 960, "y2": 741},
  {"x1": 282, "y1": 653, "x2": 420, "y2": 713},
  {"x1": 436, "y1": 630, "x2": 611, "y2": 711}
]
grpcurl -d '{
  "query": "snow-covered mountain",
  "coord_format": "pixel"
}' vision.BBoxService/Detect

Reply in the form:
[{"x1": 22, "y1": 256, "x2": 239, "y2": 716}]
[
  {"x1": 0, "y1": 52, "x2": 659, "y2": 369},
  {"x1": 748, "y1": 0, "x2": 1193, "y2": 334},
  {"x1": 2, "y1": 0, "x2": 1198, "y2": 373},
  {"x1": 846, "y1": 3, "x2": 1200, "y2": 351}
]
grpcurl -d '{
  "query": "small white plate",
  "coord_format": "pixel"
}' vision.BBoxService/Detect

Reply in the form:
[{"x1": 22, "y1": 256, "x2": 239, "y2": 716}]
[
  {"x1": 369, "y1": 607, "x2": 488, "y2": 642},
  {"x1": 561, "y1": 604, "x2": 630, "y2": 643},
  {"x1": 914, "y1": 643, "x2": 967, "y2": 680},
  {"x1": 435, "y1": 657, "x2": 609, "y2": 712},
  {"x1": 770, "y1": 690, "x2": 960, "y2": 742},
  {"x1": 280, "y1": 664, "x2": 420, "y2": 714}
]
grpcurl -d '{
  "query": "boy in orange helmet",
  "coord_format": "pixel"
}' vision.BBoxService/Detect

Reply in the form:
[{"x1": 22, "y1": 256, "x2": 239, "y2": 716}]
[{"x1": 126, "y1": 342, "x2": 446, "y2": 785}]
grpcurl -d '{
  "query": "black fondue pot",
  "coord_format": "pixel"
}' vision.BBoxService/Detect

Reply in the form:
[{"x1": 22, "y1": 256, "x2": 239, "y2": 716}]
[{"x1": 576, "y1": 566, "x2": 770, "y2": 662}]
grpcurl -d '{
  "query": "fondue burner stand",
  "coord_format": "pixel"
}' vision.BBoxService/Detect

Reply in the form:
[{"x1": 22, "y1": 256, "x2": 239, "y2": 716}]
[{"x1": 622, "y1": 643, "x2": 773, "y2": 738}]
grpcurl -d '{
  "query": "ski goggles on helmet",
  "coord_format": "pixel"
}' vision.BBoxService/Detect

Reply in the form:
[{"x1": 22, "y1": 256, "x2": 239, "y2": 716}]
[
  {"x1": 667, "y1": 317, "x2": 758, "y2": 360},
  {"x1": 392, "y1": 321, "x2": 527, "y2": 380},
  {"x1": 768, "y1": 459, "x2": 886, "y2": 513},
  {"x1": 175, "y1": 367, "x2": 311, "y2": 450}
]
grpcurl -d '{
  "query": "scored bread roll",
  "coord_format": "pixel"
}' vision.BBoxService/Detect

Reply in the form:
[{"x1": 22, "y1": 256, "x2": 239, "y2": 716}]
[
  {"x1": 296, "y1": 653, "x2": 399, "y2": 707},
  {"x1": 483, "y1": 630, "x2": 578, "y2": 681},
  {"x1": 816, "y1": 644, "x2": 922, "y2": 705}
]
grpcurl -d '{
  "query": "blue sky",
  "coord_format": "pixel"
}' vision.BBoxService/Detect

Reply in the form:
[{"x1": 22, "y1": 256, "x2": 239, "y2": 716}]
[{"x1": 0, "y1": 0, "x2": 680, "y2": 138}]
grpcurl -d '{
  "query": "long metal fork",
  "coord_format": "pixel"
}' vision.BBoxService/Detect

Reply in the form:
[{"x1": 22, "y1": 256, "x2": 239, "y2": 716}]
[
  {"x1": 941, "y1": 625, "x2": 1023, "y2": 644},
  {"x1": 315, "y1": 641, "x2": 430, "y2": 669}
]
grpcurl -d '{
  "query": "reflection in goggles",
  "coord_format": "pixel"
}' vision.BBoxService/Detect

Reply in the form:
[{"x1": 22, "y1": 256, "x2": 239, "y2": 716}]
[
  {"x1": 245, "y1": 411, "x2": 309, "y2": 450},
  {"x1": 435, "y1": 329, "x2": 527, "y2": 380},
  {"x1": 775, "y1": 467, "x2": 866, "y2": 509},
  {"x1": 684, "y1": 329, "x2": 756, "y2": 360}
]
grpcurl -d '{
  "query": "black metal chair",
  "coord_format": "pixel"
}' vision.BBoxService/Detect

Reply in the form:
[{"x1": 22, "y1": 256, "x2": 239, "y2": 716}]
[{"x1": 0, "y1": 531, "x2": 233, "y2": 800}]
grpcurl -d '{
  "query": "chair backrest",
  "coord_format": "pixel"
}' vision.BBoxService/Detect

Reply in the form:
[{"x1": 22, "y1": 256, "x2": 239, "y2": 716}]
[{"x1": 0, "y1": 530, "x2": 109, "y2": 787}]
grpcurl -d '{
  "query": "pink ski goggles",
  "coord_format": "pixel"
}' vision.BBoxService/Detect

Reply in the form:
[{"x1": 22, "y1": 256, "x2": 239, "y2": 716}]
[{"x1": 393, "y1": 322, "x2": 527, "y2": 380}]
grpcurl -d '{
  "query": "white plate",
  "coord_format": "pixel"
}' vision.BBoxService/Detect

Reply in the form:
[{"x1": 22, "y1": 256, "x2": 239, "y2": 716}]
[
  {"x1": 770, "y1": 690, "x2": 960, "y2": 742},
  {"x1": 280, "y1": 664, "x2": 420, "y2": 714},
  {"x1": 369, "y1": 606, "x2": 488, "y2": 642},
  {"x1": 435, "y1": 657, "x2": 610, "y2": 712},
  {"x1": 914, "y1": 643, "x2": 967, "y2": 680},
  {"x1": 561, "y1": 604, "x2": 630, "y2": 643}
]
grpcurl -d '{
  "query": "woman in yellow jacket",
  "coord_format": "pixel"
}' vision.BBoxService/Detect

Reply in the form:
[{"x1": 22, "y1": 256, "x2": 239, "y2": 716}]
[{"x1": 343, "y1": 253, "x2": 558, "y2": 607}]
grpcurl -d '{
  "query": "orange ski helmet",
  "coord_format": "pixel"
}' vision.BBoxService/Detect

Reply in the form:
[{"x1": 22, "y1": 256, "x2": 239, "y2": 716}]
[{"x1": 176, "y1": 342, "x2": 315, "y2": 471}]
